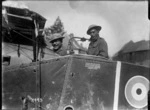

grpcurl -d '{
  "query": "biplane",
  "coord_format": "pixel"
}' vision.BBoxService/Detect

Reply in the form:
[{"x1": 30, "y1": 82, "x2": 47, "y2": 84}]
[{"x1": 2, "y1": 5, "x2": 150, "y2": 110}]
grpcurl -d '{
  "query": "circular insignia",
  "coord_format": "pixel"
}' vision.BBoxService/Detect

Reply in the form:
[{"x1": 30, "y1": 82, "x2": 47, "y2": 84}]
[{"x1": 125, "y1": 75, "x2": 149, "y2": 108}]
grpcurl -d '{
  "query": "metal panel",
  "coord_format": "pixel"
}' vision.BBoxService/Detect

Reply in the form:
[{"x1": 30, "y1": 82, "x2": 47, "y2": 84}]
[
  {"x1": 40, "y1": 57, "x2": 69, "y2": 110},
  {"x1": 2, "y1": 63, "x2": 39, "y2": 110},
  {"x1": 118, "y1": 63, "x2": 150, "y2": 110},
  {"x1": 58, "y1": 55, "x2": 117, "y2": 110},
  {"x1": 2, "y1": 55, "x2": 149, "y2": 110}
]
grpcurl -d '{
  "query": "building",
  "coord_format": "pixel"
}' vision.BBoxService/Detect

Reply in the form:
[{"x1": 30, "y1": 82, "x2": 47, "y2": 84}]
[{"x1": 113, "y1": 40, "x2": 150, "y2": 67}]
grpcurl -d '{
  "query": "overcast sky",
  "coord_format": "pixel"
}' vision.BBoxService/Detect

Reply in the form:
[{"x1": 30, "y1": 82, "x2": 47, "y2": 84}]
[{"x1": 2, "y1": 0, "x2": 150, "y2": 56}]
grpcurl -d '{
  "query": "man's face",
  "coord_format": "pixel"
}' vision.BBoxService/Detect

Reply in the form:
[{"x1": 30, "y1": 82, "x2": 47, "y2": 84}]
[
  {"x1": 51, "y1": 39, "x2": 62, "y2": 50},
  {"x1": 90, "y1": 29, "x2": 99, "y2": 41}
]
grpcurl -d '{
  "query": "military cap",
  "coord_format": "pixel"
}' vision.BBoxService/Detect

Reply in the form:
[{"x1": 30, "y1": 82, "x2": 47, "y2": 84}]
[
  {"x1": 87, "y1": 24, "x2": 102, "y2": 35},
  {"x1": 48, "y1": 33, "x2": 64, "y2": 43}
]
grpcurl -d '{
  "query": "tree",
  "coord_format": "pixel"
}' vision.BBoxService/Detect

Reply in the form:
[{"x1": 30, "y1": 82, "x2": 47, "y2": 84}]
[
  {"x1": 44, "y1": 16, "x2": 65, "y2": 36},
  {"x1": 51, "y1": 16, "x2": 64, "y2": 34}
]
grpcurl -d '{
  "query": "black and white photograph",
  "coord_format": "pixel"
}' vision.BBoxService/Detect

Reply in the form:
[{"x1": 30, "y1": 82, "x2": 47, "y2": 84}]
[{"x1": 2, "y1": 0, "x2": 150, "y2": 110}]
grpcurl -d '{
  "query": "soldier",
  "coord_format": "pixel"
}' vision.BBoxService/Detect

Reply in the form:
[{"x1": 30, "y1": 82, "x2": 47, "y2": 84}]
[
  {"x1": 49, "y1": 33, "x2": 67, "y2": 56},
  {"x1": 86, "y1": 24, "x2": 109, "y2": 58}
]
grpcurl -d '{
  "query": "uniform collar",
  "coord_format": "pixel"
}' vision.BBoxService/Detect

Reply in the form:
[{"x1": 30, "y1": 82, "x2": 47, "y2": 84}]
[
  {"x1": 90, "y1": 37, "x2": 102, "y2": 47},
  {"x1": 55, "y1": 46, "x2": 64, "y2": 53}
]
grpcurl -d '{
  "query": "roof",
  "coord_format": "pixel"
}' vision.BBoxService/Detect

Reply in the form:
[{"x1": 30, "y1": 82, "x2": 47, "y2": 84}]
[{"x1": 119, "y1": 40, "x2": 150, "y2": 53}]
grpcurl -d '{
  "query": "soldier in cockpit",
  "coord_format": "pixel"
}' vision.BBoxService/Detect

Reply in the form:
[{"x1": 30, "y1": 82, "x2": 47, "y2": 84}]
[
  {"x1": 86, "y1": 24, "x2": 109, "y2": 58},
  {"x1": 49, "y1": 33, "x2": 67, "y2": 56}
]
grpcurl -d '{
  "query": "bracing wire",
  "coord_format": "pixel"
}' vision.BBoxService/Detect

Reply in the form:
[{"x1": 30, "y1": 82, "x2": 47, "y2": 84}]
[
  {"x1": 20, "y1": 49, "x2": 33, "y2": 60},
  {"x1": 12, "y1": 30, "x2": 59, "y2": 54},
  {"x1": 6, "y1": 43, "x2": 58, "y2": 56},
  {"x1": 4, "y1": 43, "x2": 33, "y2": 61},
  {"x1": 13, "y1": 30, "x2": 36, "y2": 43},
  {"x1": 4, "y1": 50, "x2": 18, "y2": 55}
]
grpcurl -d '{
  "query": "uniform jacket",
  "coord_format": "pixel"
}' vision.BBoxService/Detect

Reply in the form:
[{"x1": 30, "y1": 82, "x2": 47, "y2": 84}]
[
  {"x1": 54, "y1": 46, "x2": 67, "y2": 56},
  {"x1": 87, "y1": 37, "x2": 109, "y2": 58}
]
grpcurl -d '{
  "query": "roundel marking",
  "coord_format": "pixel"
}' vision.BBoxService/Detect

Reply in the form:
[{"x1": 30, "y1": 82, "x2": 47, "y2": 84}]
[
  {"x1": 63, "y1": 105, "x2": 74, "y2": 110},
  {"x1": 125, "y1": 75, "x2": 149, "y2": 109},
  {"x1": 131, "y1": 83, "x2": 147, "y2": 101}
]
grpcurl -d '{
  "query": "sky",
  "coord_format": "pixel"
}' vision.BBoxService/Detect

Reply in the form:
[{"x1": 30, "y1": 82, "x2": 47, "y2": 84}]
[{"x1": 2, "y1": 0, "x2": 150, "y2": 56}]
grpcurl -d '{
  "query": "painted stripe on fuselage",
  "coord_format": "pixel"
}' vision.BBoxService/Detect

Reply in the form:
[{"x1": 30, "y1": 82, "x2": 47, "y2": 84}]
[{"x1": 113, "y1": 61, "x2": 121, "y2": 110}]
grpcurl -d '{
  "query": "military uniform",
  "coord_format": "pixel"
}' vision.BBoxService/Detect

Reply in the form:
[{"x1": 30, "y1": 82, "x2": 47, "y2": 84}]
[
  {"x1": 87, "y1": 37, "x2": 108, "y2": 58},
  {"x1": 86, "y1": 24, "x2": 109, "y2": 58},
  {"x1": 54, "y1": 46, "x2": 67, "y2": 56},
  {"x1": 48, "y1": 33, "x2": 67, "y2": 56}
]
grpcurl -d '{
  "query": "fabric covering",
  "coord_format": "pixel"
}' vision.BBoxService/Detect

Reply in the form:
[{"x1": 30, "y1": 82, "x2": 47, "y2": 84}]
[
  {"x1": 2, "y1": 6, "x2": 46, "y2": 46},
  {"x1": 2, "y1": 55, "x2": 149, "y2": 110}
]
